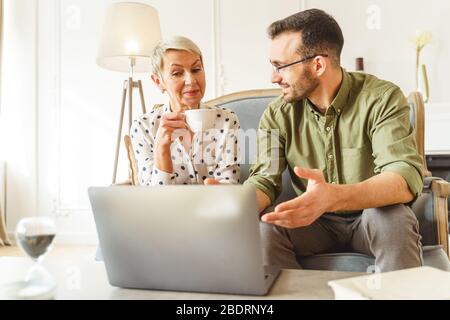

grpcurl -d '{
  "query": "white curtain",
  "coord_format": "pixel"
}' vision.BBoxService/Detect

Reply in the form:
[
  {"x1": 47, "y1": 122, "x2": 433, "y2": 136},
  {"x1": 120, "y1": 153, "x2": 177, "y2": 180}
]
[{"x1": 0, "y1": 0, "x2": 12, "y2": 246}]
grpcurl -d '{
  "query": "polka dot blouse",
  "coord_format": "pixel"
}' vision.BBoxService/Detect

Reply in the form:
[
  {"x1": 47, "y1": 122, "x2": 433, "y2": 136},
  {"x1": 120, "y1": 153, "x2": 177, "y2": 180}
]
[{"x1": 130, "y1": 104, "x2": 241, "y2": 186}]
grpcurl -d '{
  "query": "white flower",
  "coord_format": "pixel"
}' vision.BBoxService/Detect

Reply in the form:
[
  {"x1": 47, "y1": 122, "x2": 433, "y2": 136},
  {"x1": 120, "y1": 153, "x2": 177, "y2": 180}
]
[{"x1": 414, "y1": 30, "x2": 432, "y2": 50}]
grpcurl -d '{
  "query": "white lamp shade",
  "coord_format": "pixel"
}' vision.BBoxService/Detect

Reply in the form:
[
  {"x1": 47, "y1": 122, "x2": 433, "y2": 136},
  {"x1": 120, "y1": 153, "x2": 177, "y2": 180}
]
[{"x1": 97, "y1": 2, "x2": 162, "y2": 73}]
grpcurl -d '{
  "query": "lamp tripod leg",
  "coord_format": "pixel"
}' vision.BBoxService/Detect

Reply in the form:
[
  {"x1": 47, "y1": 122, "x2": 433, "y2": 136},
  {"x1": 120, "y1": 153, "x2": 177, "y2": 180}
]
[
  {"x1": 138, "y1": 80, "x2": 147, "y2": 114},
  {"x1": 112, "y1": 80, "x2": 128, "y2": 185},
  {"x1": 128, "y1": 77, "x2": 133, "y2": 130}
]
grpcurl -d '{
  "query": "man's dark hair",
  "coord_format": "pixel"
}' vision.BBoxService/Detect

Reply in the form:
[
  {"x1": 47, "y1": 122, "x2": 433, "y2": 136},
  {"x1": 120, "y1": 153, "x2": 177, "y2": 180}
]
[{"x1": 268, "y1": 9, "x2": 344, "y2": 67}]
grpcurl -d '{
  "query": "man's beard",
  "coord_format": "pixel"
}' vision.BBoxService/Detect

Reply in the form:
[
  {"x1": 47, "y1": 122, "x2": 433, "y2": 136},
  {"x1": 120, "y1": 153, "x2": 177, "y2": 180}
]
[{"x1": 282, "y1": 68, "x2": 319, "y2": 103}]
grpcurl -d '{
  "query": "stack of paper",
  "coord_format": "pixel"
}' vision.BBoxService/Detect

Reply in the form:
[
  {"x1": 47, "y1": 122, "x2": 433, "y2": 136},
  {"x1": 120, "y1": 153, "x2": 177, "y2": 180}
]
[{"x1": 328, "y1": 266, "x2": 450, "y2": 300}]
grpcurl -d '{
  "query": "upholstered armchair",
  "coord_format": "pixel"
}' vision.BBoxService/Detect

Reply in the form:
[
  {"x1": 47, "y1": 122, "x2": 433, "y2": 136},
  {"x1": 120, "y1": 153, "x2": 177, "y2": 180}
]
[{"x1": 206, "y1": 89, "x2": 450, "y2": 272}]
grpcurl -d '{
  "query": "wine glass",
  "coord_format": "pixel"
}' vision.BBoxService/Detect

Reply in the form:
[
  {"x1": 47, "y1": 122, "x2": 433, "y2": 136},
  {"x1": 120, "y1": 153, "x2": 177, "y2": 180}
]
[{"x1": 13, "y1": 216, "x2": 57, "y2": 299}]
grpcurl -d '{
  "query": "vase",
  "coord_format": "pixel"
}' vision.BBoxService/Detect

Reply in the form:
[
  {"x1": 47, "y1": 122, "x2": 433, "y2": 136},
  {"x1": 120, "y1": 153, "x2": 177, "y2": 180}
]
[{"x1": 417, "y1": 64, "x2": 430, "y2": 103}]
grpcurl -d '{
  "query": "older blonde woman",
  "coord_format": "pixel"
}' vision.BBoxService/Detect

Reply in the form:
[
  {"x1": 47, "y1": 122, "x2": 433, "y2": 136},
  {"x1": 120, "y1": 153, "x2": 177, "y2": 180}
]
[{"x1": 130, "y1": 36, "x2": 240, "y2": 186}]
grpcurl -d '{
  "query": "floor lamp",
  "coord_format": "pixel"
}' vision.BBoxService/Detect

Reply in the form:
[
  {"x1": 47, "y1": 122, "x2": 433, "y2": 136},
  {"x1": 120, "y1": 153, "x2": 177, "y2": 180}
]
[{"x1": 96, "y1": 2, "x2": 162, "y2": 184}]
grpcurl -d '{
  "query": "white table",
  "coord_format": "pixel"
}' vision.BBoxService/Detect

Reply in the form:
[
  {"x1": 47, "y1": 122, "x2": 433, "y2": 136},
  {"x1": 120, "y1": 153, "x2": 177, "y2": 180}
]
[{"x1": 0, "y1": 256, "x2": 362, "y2": 300}]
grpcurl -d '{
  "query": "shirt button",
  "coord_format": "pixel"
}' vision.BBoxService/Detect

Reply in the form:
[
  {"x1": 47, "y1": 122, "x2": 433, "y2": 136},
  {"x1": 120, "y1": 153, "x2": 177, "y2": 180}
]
[
  {"x1": 328, "y1": 154, "x2": 334, "y2": 159},
  {"x1": 331, "y1": 181, "x2": 337, "y2": 184},
  {"x1": 326, "y1": 126, "x2": 331, "y2": 132},
  {"x1": 337, "y1": 109, "x2": 341, "y2": 113}
]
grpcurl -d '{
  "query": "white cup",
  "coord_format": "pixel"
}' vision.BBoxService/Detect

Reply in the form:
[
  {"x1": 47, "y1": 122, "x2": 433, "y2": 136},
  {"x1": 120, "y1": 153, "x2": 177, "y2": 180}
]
[{"x1": 184, "y1": 109, "x2": 217, "y2": 133}]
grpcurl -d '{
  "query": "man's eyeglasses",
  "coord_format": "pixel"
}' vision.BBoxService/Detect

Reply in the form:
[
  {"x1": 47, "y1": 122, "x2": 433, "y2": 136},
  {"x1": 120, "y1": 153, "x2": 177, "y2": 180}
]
[{"x1": 271, "y1": 54, "x2": 329, "y2": 74}]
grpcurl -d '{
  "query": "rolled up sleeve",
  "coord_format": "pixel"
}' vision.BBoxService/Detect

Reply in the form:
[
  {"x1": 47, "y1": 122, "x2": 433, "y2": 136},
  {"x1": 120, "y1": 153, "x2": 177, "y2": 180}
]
[
  {"x1": 150, "y1": 168, "x2": 176, "y2": 186},
  {"x1": 381, "y1": 161, "x2": 423, "y2": 198},
  {"x1": 370, "y1": 87, "x2": 424, "y2": 199}
]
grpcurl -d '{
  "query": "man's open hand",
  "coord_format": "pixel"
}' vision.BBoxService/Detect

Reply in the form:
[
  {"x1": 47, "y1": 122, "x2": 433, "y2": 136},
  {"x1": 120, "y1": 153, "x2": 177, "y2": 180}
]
[
  {"x1": 204, "y1": 178, "x2": 221, "y2": 185},
  {"x1": 261, "y1": 167, "x2": 336, "y2": 228}
]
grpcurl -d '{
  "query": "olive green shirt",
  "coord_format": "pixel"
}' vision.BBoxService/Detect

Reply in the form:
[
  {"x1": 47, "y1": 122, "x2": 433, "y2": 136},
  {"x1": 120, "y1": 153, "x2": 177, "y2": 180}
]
[{"x1": 245, "y1": 70, "x2": 423, "y2": 209}]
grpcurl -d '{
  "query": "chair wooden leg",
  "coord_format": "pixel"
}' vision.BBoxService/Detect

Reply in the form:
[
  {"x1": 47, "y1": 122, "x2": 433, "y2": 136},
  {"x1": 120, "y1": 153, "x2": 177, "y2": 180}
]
[{"x1": 431, "y1": 180, "x2": 450, "y2": 258}]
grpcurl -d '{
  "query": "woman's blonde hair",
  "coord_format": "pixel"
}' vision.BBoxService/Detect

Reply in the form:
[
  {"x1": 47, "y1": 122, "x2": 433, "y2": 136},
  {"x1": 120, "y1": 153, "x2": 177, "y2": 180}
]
[{"x1": 151, "y1": 36, "x2": 203, "y2": 77}]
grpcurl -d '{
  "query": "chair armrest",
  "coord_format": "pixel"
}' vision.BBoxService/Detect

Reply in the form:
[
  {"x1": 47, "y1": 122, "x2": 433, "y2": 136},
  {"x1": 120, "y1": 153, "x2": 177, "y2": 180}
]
[
  {"x1": 111, "y1": 179, "x2": 133, "y2": 186},
  {"x1": 431, "y1": 179, "x2": 450, "y2": 198},
  {"x1": 124, "y1": 135, "x2": 139, "y2": 186},
  {"x1": 431, "y1": 179, "x2": 449, "y2": 257}
]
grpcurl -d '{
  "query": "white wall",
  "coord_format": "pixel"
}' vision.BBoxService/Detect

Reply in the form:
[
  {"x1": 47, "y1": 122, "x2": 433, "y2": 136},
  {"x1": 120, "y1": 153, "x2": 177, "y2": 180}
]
[
  {"x1": 218, "y1": 0, "x2": 301, "y2": 94},
  {"x1": 309, "y1": 0, "x2": 450, "y2": 103},
  {"x1": 2, "y1": 0, "x2": 450, "y2": 243},
  {"x1": 0, "y1": 161, "x2": 5, "y2": 217},
  {"x1": 309, "y1": 0, "x2": 450, "y2": 153},
  {"x1": 0, "y1": 0, "x2": 38, "y2": 236}
]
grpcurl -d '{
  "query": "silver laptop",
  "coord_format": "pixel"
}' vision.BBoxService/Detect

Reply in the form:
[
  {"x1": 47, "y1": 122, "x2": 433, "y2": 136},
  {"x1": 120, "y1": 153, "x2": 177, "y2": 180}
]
[{"x1": 88, "y1": 184, "x2": 280, "y2": 296}]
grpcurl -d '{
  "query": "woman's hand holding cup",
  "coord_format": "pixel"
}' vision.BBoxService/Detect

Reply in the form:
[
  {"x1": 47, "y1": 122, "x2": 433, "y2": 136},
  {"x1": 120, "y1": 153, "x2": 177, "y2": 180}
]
[{"x1": 154, "y1": 112, "x2": 188, "y2": 151}]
